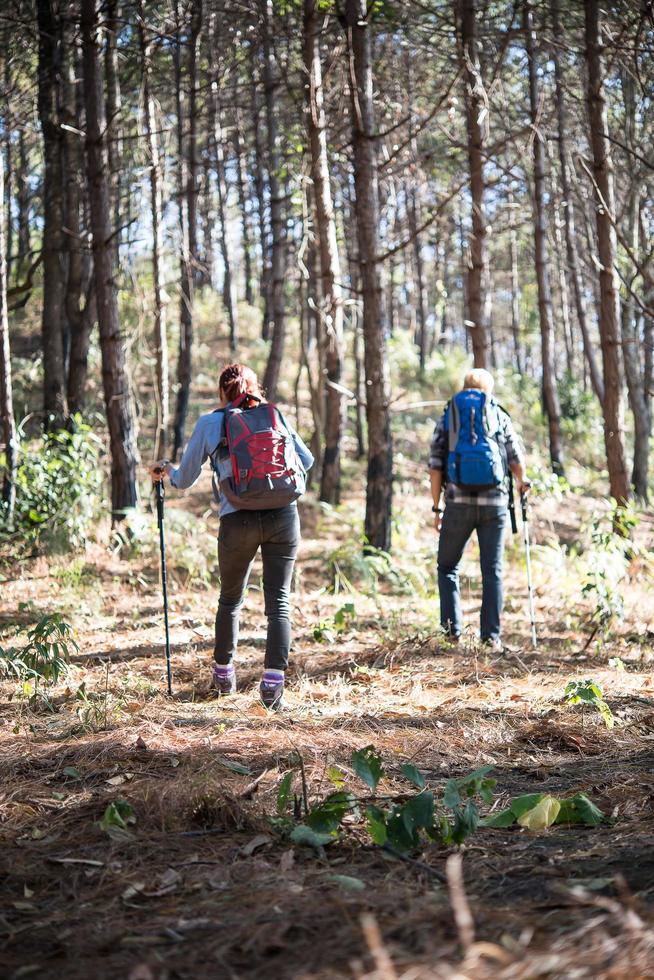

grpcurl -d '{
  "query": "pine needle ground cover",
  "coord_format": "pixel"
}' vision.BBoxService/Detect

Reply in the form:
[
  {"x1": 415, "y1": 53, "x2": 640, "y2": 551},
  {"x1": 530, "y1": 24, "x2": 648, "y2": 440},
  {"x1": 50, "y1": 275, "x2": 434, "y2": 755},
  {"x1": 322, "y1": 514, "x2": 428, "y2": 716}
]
[{"x1": 1, "y1": 475, "x2": 653, "y2": 979}]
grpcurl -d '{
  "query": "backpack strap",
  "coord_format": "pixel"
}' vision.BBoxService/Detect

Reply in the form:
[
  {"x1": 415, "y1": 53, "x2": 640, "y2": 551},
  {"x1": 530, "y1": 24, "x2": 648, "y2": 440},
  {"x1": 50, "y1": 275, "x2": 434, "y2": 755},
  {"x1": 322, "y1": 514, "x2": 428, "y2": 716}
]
[{"x1": 447, "y1": 396, "x2": 460, "y2": 453}]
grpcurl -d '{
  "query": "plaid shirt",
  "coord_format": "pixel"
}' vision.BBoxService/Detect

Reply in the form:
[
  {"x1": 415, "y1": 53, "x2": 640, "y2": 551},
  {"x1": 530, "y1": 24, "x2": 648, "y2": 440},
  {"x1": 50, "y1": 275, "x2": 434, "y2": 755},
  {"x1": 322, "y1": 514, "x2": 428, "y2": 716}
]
[{"x1": 428, "y1": 401, "x2": 525, "y2": 508}]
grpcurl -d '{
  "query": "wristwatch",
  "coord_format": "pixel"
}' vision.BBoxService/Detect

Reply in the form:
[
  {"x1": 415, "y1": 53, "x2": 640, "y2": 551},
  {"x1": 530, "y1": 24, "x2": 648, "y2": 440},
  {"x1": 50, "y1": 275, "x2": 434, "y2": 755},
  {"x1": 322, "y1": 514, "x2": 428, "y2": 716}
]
[{"x1": 432, "y1": 505, "x2": 443, "y2": 514}]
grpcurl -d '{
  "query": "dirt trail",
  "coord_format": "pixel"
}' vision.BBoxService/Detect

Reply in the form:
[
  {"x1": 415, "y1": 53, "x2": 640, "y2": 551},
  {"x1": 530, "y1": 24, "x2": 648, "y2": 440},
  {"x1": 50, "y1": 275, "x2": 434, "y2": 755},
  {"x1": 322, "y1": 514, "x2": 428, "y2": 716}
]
[{"x1": 1, "y1": 480, "x2": 654, "y2": 979}]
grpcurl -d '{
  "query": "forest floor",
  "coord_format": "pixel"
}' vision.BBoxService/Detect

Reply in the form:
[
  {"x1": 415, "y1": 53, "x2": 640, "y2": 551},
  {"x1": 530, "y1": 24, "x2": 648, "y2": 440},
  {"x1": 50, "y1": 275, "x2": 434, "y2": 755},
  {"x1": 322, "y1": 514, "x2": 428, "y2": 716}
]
[
  {"x1": 2, "y1": 311, "x2": 654, "y2": 978},
  {"x1": 1, "y1": 477, "x2": 654, "y2": 980}
]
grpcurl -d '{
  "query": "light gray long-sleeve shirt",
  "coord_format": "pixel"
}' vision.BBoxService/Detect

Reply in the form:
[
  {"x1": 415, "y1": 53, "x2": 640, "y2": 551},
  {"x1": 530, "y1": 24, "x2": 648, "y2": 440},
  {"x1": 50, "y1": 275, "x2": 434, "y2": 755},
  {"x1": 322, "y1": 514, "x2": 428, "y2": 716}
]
[{"x1": 169, "y1": 409, "x2": 314, "y2": 516}]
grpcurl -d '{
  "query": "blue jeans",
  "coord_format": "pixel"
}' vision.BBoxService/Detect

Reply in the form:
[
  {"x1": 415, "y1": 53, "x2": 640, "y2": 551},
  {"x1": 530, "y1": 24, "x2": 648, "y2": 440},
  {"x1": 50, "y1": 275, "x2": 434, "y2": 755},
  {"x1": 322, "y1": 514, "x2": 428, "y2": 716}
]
[
  {"x1": 437, "y1": 503, "x2": 507, "y2": 641},
  {"x1": 215, "y1": 505, "x2": 300, "y2": 670}
]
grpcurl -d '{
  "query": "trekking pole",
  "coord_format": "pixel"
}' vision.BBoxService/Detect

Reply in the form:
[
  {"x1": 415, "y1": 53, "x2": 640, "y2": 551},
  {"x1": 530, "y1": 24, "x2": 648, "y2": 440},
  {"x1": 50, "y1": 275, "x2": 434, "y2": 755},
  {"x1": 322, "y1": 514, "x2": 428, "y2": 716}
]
[
  {"x1": 154, "y1": 478, "x2": 173, "y2": 696},
  {"x1": 508, "y1": 472, "x2": 518, "y2": 535},
  {"x1": 520, "y1": 492, "x2": 537, "y2": 649}
]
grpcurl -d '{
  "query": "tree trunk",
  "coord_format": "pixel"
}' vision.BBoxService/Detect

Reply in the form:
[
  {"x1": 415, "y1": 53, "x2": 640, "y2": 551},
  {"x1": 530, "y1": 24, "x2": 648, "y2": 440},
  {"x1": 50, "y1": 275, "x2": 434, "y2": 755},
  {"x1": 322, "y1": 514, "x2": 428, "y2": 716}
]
[
  {"x1": 172, "y1": 0, "x2": 202, "y2": 459},
  {"x1": 37, "y1": 0, "x2": 68, "y2": 427},
  {"x1": 233, "y1": 118, "x2": 254, "y2": 306},
  {"x1": 303, "y1": 0, "x2": 345, "y2": 504},
  {"x1": 524, "y1": 1, "x2": 565, "y2": 476},
  {"x1": 104, "y1": 0, "x2": 122, "y2": 263},
  {"x1": 0, "y1": 153, "x2": 17, "y2": 519},
  {"x1": 551, "y1": 0, "x2": 604, "y2": 404},
  {"x1": 345, "y1": 0, "x2": 393, "y2": 551},
  {"x1": 407, "y1": 185, "x2": 428, "y2": 372},
  {"x1": 584, "y1": 0, "x2": 630, "y2": 507},
  {"x1": 138, "y1": 0, "x2": 169, "y2": 460},
  {"x1": 508, "y1": 188, "x2": 523, "y2": 373},
  {"x1": 620, "y1": 73, "x2": 649, "y2": 500},
  {"x1": 16, "y1": 129, "x2": 30, "y2": 274},
  {"x1": 81, "y1": 0, "x2": 138, "y2": 518},
  {"x1": 261, "y1": 0, "x2": 287, "y2": 400},
  {"x1": 249, "y1": 57, "x2": 271, "y2": 333},
  {"x1": 208, "y1": 10, "x2": 238, "y2": 351},
  {"x1": 459, "y1": 0, "x2": 489, "y2": 368}
]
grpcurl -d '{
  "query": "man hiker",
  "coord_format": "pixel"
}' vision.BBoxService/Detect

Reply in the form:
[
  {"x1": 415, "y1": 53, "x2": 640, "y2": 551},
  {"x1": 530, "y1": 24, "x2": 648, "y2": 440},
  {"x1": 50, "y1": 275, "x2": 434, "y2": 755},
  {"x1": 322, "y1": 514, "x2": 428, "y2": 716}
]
[{"x1": 428, "y1": 368, "x2": 530, "y2": 651}]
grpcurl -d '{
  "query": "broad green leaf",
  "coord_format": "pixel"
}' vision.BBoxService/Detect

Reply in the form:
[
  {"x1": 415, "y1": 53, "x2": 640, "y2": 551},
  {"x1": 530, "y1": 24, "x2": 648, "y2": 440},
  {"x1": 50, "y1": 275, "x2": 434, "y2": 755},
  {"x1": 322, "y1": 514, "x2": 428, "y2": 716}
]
[
  {"x1": 400, "y1": 792, "x2": 434, "y2": 834},
  {"x1": 276, "y1": 771, "x2": 294, "y2": 815},
  {"x1": 351, "y1": 746, "x2": 384, "y2": 791},
  {"x1": 509, "y1": 793, "x2": 546, "y2": 818},
  {"x1": 100, "y1": 799, "x2": 135, "y2": 832},
  {"x1": 480, "y1": 807, "x2": 516, "y2": 828},
  {"x1": 443, "y1": 778, "x2": 460, "y2": 808},
  {"x1": 290, "y1": 825, "x2": 335, "y2": 848},
  {"x1": 555, "y1": 793, "x2": 604, "y2": 827},
  {"x1": 63, "y1": 766, "x2": 82, "y2": 780},
  {"x1": 400, "y1": 763, "x2": 425, "y2": 790},
  {"x1": 215, "y1": 756, "x2": 251, "y2": 775},
  {"x1": 517, "y1": 795, "x2": 561, "y2": 830},
  {"x1": 327, "y1": 766, "x2": 346, "y2": 790},
  {"x1": 451, "y1": 800, "x2": 480, "y2": 844},
  {"x1": 306, "y1": 792, "x2": 355, "y2": 834},
  {"x1": 365, "y1": 805, "x2": 388, "y2": 845}
]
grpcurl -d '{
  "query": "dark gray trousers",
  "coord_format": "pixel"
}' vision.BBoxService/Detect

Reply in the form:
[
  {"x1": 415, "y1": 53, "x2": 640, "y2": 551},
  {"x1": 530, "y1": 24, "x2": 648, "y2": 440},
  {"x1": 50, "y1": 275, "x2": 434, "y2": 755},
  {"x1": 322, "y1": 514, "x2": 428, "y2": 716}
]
[{"x1": 214, "y1": 505, "x2": 300, "y2": 670}]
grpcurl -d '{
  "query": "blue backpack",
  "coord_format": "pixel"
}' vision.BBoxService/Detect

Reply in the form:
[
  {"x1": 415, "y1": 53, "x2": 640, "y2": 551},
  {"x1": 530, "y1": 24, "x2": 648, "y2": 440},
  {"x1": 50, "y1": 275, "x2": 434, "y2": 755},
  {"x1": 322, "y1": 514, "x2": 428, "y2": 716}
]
[{"x1": 444, "y1": 389, "x2": 507, "y2": 490}]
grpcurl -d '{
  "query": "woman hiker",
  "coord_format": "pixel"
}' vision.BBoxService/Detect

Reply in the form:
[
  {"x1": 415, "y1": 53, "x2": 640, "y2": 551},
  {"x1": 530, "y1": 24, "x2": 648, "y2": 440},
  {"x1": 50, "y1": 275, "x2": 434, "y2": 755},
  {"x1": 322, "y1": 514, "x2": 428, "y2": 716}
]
[{"x1": 149, "y1": 363, "x2": 314, "y2": 710}]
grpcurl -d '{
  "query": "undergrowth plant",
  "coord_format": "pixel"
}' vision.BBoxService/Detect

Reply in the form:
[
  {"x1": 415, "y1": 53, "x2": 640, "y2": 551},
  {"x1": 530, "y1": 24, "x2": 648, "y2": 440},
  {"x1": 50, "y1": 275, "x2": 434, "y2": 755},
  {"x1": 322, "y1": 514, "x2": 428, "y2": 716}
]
[
  {"x1": 0, "y1": 614, "x2": 78, "y2": 694},
  {"x1": 579, "y1": 503, "x2": 638, "y2": 646},
  {"x1": 563, "y1": 679, "x2": 614, "y2": 729},
  {"x1": 272, "y1": 747, "x2": 604, "y2": 854},
  {"x1": 0, "y1": 417, "x2": 102, "y2": 554}
]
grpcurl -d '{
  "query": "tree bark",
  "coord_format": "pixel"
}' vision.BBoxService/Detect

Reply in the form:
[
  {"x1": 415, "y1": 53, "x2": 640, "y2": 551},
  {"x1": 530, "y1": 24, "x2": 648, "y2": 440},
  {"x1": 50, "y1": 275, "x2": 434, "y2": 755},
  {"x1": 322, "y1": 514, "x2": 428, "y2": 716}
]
[
  {"x1": 81, "y1": 0, "x2": 138, "y2": 518},
  {"x1": 524, "y1": 1, "x2": 565, "y2": 476},
  {"x1": 0, "y1": 153, "x2": 17, "y2": 519},
  {"x1": 508, "y1": 188, "x2": 523, "y2": 373},
  {"x1": 303, "y1": 0, "x2": 345, "y2": 504},
  {"x1": 233, "y1": 117, "x2": 254, "y2": 306},
  {"x1": 345, "y1": 0, "x2": 393, "y2": 551},
  {"x1": 459, "y1": 0, "x2": 489, "y2": 368},
  {"x1": 261, "y1": 0, "x2": 287, "y2": 399},
  {"x1": 104, "y1": 0, "x2": 122, "y2": 263},
  {"x1": 551, "y1": 0, "x2": 604, "y2": 404},
  {"x1": 249, "y1": 55, "x2": 271, "y2": 333},
  {"x1": 208, "y1": 10, "x2": 238, "y2": 351},
  {"x1": 172, "y1": 0, "x2": 202, "y2": 458},
  {"x1": 36, "y1": 0, "x2": 68, "y2": 427},
  {"x1": 584, "y1": 0, "x2": 630, "y2": 507},
  {"x1": 138, "y1": 0, "x2": 169, "y2": 459}
]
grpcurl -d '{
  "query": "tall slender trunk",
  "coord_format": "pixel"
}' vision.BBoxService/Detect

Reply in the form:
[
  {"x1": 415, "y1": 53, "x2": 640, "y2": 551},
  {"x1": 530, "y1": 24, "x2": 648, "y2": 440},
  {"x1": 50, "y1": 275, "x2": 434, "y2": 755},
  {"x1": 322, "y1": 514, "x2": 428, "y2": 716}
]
[
  {"x1": 198, "y1": 157, "x2": 214, "y2": 288},
  {"x1": 172, "y1": 0, "x2": 202, "y2": 458},
  {"x1": 16, "y1": 129, "x2": 30, "y2": 274},
  {"x1": 104, "y1": 0, "x2": 122, "y2": 264},
  {"x1": 233, "y1": 118, "x2": 254, "y2": 306},
  {"x1": 249, "y1": 58, "x2": 270, "y2": 332},
  {"x1": 407, "y1": 185, "x2": 427, "y2": 371},
  {"x1": 261, "y1": 0, "x2": 287, "y2": 399},
  {"x1": 551, "y1": 0, "x2": 604, "y2": 404},
  {"x1": 81, "y1": 0, "x2": 138, "y2": 518},
  {"x1": 345, "y1": 0, "x2": 392, "y2": 551},
  {"x1": 459, "y1": 0, "x2": 489, "y2": 368},
  {"x1": 621, "y1": 73, "x2": 649, "y2": 500},
  {"x1": 37, "y1": 0, "x2": 68, "y2": 427},
  {"x1": 0, "y1": 154, "x2": 17, "y2": 518},
  {"x1": 61, "y1": 15, "x2": 87, "y2": 409},
  {"x1": 3, "y1": 59, "x2": 14, "y2": 285},
  {"x1": 208, "y1": 11, "x2": 238, "y2": 351},
  {"x1": 584, "y1": 0, "x2": 630, "y2": 506},
  {"x1": 138, "y1": 0, "x2": 169, "y2": 459},
  {"x1": 524, "y1": 1, "x2": 564, "y2": 475},
  {"x1": 508, "y1": 188, "x2": 523, "y2": 373},
  {"x1": 303, "y1": 0, "x2": 345, "y2": 504}
]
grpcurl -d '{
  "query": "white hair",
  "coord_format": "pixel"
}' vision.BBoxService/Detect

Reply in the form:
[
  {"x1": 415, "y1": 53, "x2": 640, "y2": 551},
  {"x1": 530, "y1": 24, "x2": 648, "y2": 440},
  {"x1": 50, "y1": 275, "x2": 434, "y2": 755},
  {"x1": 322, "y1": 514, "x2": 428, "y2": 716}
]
[{"x1": 463, "y1": 368, "x2": 495, "y2": 394}]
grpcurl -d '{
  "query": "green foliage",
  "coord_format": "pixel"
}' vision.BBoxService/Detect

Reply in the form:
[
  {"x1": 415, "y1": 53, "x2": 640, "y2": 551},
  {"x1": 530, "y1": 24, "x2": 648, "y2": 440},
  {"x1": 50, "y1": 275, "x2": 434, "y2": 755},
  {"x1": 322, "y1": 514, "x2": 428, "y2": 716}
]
[
  {"x1": 327, "y1": 534, "x2": 427, "y2": 596},
  {"x1": 0, "y1": 614, "x2": 77, "y2": 688},
  {"x1": 351, "y1": 745, "x2": 384, "y2": 791},
  {"x1": 564, "y1": 679, "x2": 614, "y2": 729},
  {"x1": 482, "y1": 791, "x2": 605, "y2": 829},
  {"x1": 312, "y1": 602, "x2": 357, "y2": 644},
  {"x1": 578, "y1": 503, "x2": 639, "y2": 642},
  {"x1": 99, "y1": 799, "x2": 136, "y2": 833},
  {"x1": 114, "y1": 506, "x2": 218, "y2": 588},
  {"x1": 0, "y1": 418, "x2": 102, "y2": 553}
]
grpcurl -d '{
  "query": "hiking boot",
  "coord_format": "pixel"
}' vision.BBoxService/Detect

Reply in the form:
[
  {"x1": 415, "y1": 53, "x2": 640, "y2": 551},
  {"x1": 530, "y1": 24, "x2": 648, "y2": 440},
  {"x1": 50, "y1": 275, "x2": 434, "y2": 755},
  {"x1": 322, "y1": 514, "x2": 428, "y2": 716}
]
[
  {"x1": 482, "y1": 638, "x2": 505, "y2": 655},
  {"x1": 211, "y1": 664, "x2": 236, "y2": 695},
  {"x1": 259, "y1": 676, "x2": 284, "y2": 711}
]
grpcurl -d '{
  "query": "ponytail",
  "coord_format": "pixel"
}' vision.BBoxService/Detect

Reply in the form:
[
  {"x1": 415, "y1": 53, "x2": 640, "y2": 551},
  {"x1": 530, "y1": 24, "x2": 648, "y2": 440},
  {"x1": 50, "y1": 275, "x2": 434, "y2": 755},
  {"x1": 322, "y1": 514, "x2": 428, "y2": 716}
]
[{"x1": 219, "y1": 363, "x2": 264, "y2": 409}]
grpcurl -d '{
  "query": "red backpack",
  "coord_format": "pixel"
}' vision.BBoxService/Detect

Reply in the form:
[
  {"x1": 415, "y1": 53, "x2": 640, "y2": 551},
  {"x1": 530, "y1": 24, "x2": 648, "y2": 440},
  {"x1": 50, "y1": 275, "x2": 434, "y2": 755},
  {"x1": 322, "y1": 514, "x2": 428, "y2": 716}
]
[{"x1": 211, "y1": 395, "x2": 306, "y2": 509}]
